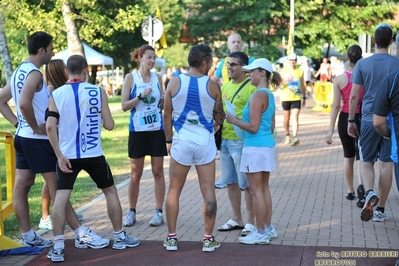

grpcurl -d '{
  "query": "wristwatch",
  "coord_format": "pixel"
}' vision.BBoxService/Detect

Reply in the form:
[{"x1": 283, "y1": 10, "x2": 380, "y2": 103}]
[{"x1": 138, "y1": 93, "x2": 143, "y2": 100}]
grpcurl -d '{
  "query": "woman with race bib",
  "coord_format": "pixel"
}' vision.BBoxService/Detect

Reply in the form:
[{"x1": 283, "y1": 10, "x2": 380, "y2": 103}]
[{"x1": 121, "y1": 44, "x2": 167, "y2": 228}]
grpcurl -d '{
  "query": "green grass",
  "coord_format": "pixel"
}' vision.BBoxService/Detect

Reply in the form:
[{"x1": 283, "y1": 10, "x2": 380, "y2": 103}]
[{"x1": 1, "y1": 96, "x2": 133, "y2": 239}]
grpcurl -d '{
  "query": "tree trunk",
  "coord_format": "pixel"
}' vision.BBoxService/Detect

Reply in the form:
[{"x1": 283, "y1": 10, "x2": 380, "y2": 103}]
[
  {"x1": 325, "y1": 43, "x2": 331, "y2": 59},
  {"x1": 61, "y1": 1, "x2": 84, "y2": 57},
  {"x1": 0, "y1": 12, "x2": 13, "y2": 82}
]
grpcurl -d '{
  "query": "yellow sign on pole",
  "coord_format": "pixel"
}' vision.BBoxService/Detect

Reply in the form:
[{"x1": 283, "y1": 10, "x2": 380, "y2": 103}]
[{"x1": 156, "y1": 7, "x2": 167, "y2": 57}]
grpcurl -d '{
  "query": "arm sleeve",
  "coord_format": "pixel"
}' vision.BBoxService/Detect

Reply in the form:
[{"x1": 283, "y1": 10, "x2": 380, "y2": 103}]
[{"x1": 351, "y1": 61, "x2": 363, "y2": 85}]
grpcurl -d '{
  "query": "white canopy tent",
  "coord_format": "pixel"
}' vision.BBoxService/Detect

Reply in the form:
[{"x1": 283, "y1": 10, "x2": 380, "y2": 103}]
[
  {"x1": 53, "y1": 42, "x2": 114, "y2": 70},
  {"x1": 53, "y1": 42, "x2": 115, "y2": 94}
]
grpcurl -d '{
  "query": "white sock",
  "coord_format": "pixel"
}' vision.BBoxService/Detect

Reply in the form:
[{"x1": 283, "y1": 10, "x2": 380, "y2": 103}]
[
  {"x1": 22, "y1": 229, "x2": 36, "y2": 241},
  {"x1": 75, "y1": 225, "x2": 89, "y2": 237},
  {"x1": 113, "y1": 230, "x2": 125, "y2": 239},
  {"x1": 54, "y1": 235, "x2": 65, "y2": 249}
]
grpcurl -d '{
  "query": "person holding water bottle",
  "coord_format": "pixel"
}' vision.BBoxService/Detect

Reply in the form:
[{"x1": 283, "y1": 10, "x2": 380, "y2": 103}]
[{"x1": 121, "y1": 44, "x2": 167, "y2": 228}]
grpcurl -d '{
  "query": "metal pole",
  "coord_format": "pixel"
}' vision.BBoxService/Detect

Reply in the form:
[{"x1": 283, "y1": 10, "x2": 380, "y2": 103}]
[
  {"x1": 149, "y1": 16, "x2": 153, "y2": 47},
  {"x1": 290, "y1": 0, "x2": 295, "y2": 54}
]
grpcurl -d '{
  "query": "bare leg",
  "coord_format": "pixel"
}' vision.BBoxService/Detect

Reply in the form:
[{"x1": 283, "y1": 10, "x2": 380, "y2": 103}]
[
  {"x1": 13, "y1": 169, "x2": 35, "y2": 233},
  {"x1": 360, "y1": 161, "x2": 376, "y2": 191},
  {"x1": 41, "y1": 182, "x2": 51, "y2": 219},
  {"x1": 356, "y1": 161, "x2": 363, "y2": 185},
  {"x1": 291, "y1": 108, "x2": 300, "y2": 138},
  {"x1": 165, "y1": 157, "x2": 190, "y2": 233},
  {"x1": 246, "y1": 172, "x2": 267, "y2": 229},
  {"x1": 52, "y1": 189, "x2": 73, "y2": 236},
  {"x1": 283, "y1": 109, "x2": 291, "y2": 135},
  {"x1": 377, "y1": 161, "x2": 393, "y2": 208},
  {"x1": 151, "y1": 157, "x2": 165, "y2": 209},
  {"x1": 43, "y1": 172, "x2": 80, "y2": 230},
  {"x1": 128, "y1": 158, "x2": 145, "y2": 209},
  {"x1": 344, "y1": 157, "x2": 355, "y2": 193},
  {"x1": 102, "y1": 185, "x2": 123, "y2": 231},
  {"x1": 244, "y1": 188, "x2": 255, "y2": 225},
  {"x1": 196, "y1": 160, "x2": 217, "y2": 235},
  {"x1": 225, "y1": 183, "x2": 243, "y2": 225},
  {"x1": 262, "y1": 172, "x2": 272, "y2": 226}
]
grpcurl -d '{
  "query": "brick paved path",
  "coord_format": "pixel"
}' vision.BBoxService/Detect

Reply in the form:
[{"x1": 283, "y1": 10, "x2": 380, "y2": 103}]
[{"x1": 3, "y1": 98, "x2": 399, "y2": 265}]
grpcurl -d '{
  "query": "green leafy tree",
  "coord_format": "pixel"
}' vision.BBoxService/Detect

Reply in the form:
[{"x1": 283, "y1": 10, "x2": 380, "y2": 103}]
[
  {"x1": 184, "y1": 0, "x2": 286, "y2": 61},
  {"x1": 293, "y1": 0, "x2": 399, "y2": 58},
  {"x1": 183, "y1": 0, "x2": 399, "y2": 61},
  {"x1": 0, "y1": 0, "x2": 185, "y2": 71}
]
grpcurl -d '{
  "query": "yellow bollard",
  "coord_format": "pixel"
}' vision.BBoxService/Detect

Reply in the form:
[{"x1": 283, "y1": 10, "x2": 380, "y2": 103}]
[
  {"x1": 312, "y1": 81, "x2": 333, "y2": 113},
  {"x1": 0, "y1": 132, "x2": 22, "y2": 250}
]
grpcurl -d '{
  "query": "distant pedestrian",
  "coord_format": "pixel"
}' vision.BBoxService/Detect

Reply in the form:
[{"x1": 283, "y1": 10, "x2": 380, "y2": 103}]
[
  {"x1": 314, "y1": 58, "x2": 331, "y2": 82},
  {"x1": 300, "y1": 60, "x2": 314, "y2": 97},
  {"x1": 280, "y1": 53, "x2": 306, "y2": 146},
  {"x1": 163, "y1": 44, "x2": 224, "y2": 252}
]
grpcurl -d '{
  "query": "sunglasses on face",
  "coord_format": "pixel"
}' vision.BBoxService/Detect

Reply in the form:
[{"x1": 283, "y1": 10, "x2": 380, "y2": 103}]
[{"x1": 226, "y1": 62, "x2": 241, "y2": 67}]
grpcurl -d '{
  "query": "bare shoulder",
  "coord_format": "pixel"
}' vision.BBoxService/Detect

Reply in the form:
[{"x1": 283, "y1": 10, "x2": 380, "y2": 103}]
[
  {"x1": 124, "y1": 72, "x2": 133, "y2": 81},
  {"x1": 165, "y1": 76, "x2": 180, "y2": 95},
  {"x1": 333, "y1": 72, "x2": 347, "y2": 87},
  {"x1": 208, "y1": 78, "x2": 221, "y2": 95},
  {"x1": 253, "y1": 89, "x2": 268, "y2": 100}
]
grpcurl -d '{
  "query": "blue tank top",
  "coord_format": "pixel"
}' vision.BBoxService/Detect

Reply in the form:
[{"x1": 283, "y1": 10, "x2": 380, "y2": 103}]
[{"x1": 242, "y1": 88, "x2": 275, "y2": 147}]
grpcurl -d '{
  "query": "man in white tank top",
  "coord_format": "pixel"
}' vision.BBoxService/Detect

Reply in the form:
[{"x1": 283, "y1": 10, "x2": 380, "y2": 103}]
[
  {"x1": 46, "y1": 55, "x2": 140, "y2": 262},
  {"x1": 163, "y1": 44, "x2": 225, "y2": 252},
  {"x1": 0, "y1": 32, "x2": 82, "y2": 250}
]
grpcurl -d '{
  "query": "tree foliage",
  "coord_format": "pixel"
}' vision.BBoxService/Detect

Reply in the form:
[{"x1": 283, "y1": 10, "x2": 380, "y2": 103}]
[
  {"x1": 184, "y1": 0, "x2": 399, "y2": 60},
  {"x1": 294, "y1": 0, "x2": 399, "y2": 58},
  {"x1": 1, "y1": 0, "x2": 398, "y2": 75},
  {"x1": 184, "y1": 0, "x2": 287, "y2": 61},
  {"x1": 0, "y1": 0, "x2": 185, "y2": 70}
]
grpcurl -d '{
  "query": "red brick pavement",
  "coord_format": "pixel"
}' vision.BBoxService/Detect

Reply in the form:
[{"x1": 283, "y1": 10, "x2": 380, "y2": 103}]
[{"x1": 2, "y1": 98, "x2": 399, "y2": 265}]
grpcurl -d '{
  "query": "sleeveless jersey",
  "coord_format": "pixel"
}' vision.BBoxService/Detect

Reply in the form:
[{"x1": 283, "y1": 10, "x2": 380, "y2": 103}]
[
  {"x1": 242, "y1": 88, "x2": 275, "y2": 147},
  {"x1": 340, "y1": 71, "x2": 363, "y2": 114},
  {"x1": 129, "y1": 71, "x2": 163, "y2": 132},
  {"x1": 172, "y1": 74, "x2": 215, "y2": 145},
  {"x1": 11, "y1": 62, "x2": 49, "y2": 140},
  {"x1": 51, "y1": 81, "x2": 104, "y2": 159}
]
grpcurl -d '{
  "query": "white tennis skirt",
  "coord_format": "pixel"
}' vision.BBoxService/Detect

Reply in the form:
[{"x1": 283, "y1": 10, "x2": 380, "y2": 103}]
[{"x1": 240, "y1": 146, "x2": 276, "y2": 173}]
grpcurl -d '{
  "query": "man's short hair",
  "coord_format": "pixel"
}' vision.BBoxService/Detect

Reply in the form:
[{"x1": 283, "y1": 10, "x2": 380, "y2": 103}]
[
  {"x1": 27, "y1": 31, "x2": 53, "y2": 55},
  {"x1": 396, "y1": 31, "x2": 399, "y2": 47},
  {"x1": 188, "y1": 44, "x2": 213, "y2": 68},
  {"x1": 228, "y1": 33, "x2": 242, "y2": 43},
  {"x1": 374, "y1": 24, "x2": 394, "y2": 49},
  {"x1": 228, "y1": 51, "x2": 248, "y2": 66},
  {"x1": 67, "y1": 55, "x2": 88, "y2": 75}
]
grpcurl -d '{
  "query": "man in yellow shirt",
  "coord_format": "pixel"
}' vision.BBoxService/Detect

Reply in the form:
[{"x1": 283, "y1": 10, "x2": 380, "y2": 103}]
[{"x1": 280, "y1": 53, "x2": 306, "y2": 146}]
